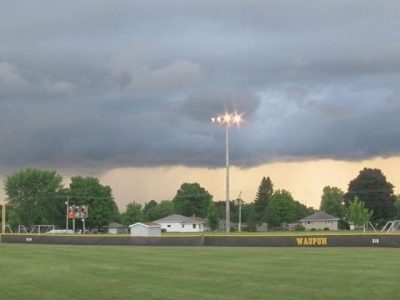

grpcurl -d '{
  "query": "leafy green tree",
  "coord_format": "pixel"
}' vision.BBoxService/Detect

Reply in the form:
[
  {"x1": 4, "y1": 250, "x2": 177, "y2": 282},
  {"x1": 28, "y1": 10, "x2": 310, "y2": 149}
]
[
  {"x1": 320, "y1": 186, "x2": 345, "y2": 219},
  {"x1": 395, "y1": 195, "x2": 400, "y2": 219},
  {"x1": 7, "y1": 208, "x2": 19, "y2": 231},
  {"x1": 254, "y1": 177, "x2": 273, "y2": 220},
  {"x1": 0, "y1": 205, "x2": 18, "y2": 232},
  {"x1": 143, "y1": 200, "x2": 158, "y2": 217},
  {"x1": 69, "y1": 176, "x2": 119, "y2": 230},
  {"x1": 207, "y1": 203, "x2": 219, "y2": 231},
  {"x1": 121, "y1": 202, "x2": 143, "y2": 225},
  {"x1": 216, "y1": 199, "x2": 258, "y2": 231},
  {"x1": 144, "y1": 200, "x2": 175, "y2": 221},
  {"x1": 347, "y1": 196, "x2": 373, "y2": 229},
  {"x1": 173, "y1": 183, "x2": 213, "y2": 218},
  {"x1": 264, "y1": 190, "x2": 297, "y2": 228},
  {"x1": 230, "y1": 198, "x2": 242, "y2": 224},
  {"x1": 344, "y1": 168, "x2": 396, "y2": 224},
  {"x1": 4, "y1": 168, "x2": 65, "y2": 228},
  {"x1": 294, "y1": 200, "x2": 314, "y2": 221},
  {"x1": 240, "y1": 202, "x2": 258, "y2": 232},
  {"x1": 214, "y1": 200, "x2": 235, "y2": 222}
]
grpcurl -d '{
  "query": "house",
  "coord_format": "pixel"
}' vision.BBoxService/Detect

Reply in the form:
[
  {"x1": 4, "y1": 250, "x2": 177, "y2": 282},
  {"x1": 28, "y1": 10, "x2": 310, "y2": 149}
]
[
  {"x1": 299, "y1": 211, "x2": 340, "y2": 231},
  {"x1": 129, "y1": 222, "x2": 161, "y2": 236},
  {"x1": 256, "y1": 223, "x2": 269, "y2": 232},
  {"x1": 103, "y1": 222, "x2": 129, "y2": 234},
  {"x1": 154, "y1": 214, "x2": 207, "y2": 232}
]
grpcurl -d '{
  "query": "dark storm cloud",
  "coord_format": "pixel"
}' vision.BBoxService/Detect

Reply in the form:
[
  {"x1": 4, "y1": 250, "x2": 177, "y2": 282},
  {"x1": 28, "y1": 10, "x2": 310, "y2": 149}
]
[
  {"x1": 180, "y1": 88, "x2": 261, "y2": 121},
  {"x1": 0, "y1": 1, "x2": 400, "y2": 170}
]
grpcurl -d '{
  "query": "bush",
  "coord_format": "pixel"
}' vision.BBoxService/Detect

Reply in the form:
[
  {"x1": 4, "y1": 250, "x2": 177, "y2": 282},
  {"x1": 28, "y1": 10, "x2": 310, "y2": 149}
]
[
  {"x1": 323, "y1": 227, "x2": 330, "y2": 231},
  {"x1": 339, "y1": 220, "x2": 350, "y2": 230},
  {"x1": 293, "y1": 225, "x2": 305, "y2": 231},
  {"x1": 310, "y1": 228, "x2": 316, "y2": 231},
  {"x1": 161, "y1": 229, "x2": 167, "y2": 233},
  {"x1": 242, "y1": 225, "x2": 257, "y2": 232}
]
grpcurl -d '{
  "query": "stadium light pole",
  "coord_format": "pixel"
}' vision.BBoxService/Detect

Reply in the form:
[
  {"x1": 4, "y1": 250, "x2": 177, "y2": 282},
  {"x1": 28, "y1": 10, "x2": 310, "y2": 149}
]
[{"x1": 211, "y1": 112, "x2": 243, "y2": 234}]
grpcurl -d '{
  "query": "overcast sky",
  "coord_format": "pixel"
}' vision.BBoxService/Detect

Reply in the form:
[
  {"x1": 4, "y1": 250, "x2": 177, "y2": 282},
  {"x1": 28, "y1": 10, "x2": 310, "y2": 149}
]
[{"x1": 1, "y1": 1, "x2": 400, "y2": 174}]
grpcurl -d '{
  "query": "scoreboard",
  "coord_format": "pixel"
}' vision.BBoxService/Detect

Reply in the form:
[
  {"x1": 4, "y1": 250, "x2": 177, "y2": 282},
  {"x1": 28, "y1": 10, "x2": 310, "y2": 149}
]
[{"x1": 68, "y1": 205, "x2": 88, "y2": 219}]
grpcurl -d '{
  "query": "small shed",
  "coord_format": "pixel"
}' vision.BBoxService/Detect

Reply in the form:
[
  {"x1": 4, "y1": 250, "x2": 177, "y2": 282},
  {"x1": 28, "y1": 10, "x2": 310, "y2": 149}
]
[
  {"x1": 104, "y1": 222, "x2": 129, "y2": 234},
  {"x1": 299, "y1": 211, "x2": 340, "y2": 231},
  {"x1": 129, "y1": 222, "x2": 162, "y2": 237}
]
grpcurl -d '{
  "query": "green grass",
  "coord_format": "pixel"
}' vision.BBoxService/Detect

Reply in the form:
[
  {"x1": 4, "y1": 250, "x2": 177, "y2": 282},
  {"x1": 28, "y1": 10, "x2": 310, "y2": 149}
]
[{"x1": 0, "y1": 244, "x2": 399, "y2": 300}]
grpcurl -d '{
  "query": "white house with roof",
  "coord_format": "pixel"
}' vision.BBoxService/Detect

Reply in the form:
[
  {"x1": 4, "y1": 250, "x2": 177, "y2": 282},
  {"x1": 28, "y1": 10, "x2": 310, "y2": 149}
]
[
  {"x1": 154, "y1": 214, "x2": 207, "y2": 232},
  {"x1": 129, "y1": 222, "x2": 162, "y2": 236},
  {"x1": 299, "y1": 211, "x2": 340, "y2": 230},
  {"x1": 104, "y1": 222, "x2": 129, "y2": 234}
]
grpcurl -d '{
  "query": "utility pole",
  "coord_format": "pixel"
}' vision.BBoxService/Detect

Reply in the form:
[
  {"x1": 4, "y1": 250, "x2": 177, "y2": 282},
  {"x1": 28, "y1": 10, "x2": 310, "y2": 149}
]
[
  {"x1": 1, "y1": 204, "x2": 5, "y2": 234},
  {"x1": 238, "y1": 192, "x2": 242, "y2": 233},
  {"x1": 65, "y1": 196, "x2": 69, "y2": 231}
]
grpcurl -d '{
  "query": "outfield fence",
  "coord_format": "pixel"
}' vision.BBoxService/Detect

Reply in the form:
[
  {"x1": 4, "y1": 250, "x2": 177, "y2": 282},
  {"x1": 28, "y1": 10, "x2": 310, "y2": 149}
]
[{"x1": 1, "y1": 234, "x2": 400, "y2": 247}]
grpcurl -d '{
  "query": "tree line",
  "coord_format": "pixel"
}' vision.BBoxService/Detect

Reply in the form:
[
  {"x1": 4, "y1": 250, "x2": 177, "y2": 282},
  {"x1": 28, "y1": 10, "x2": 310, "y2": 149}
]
[
  {"x1": 320, "y1": 168, "x2": 399, "y2": 228},
  {"x1": 2, "y1": 167, "x2": 400, "y2": 232},
  {"x1": 3, "y1": 169, "x2": 119, "y2": 231}
]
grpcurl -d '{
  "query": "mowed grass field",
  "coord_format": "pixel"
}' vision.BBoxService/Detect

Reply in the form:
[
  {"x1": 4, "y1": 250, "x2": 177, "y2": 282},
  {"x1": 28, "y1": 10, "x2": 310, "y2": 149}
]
[{"x1": 0, "y1": 244, "x2": 399, "y2": 300}]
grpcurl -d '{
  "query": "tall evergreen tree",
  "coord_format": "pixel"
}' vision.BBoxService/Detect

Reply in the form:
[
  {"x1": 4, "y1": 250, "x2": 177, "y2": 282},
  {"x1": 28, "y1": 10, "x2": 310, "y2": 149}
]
[
  {"x1": 344, "y1": 168, "x2": 396, "y2": 224},
  {"x1": 254, "y1": 177, "x2": 273, "y2": 220}
]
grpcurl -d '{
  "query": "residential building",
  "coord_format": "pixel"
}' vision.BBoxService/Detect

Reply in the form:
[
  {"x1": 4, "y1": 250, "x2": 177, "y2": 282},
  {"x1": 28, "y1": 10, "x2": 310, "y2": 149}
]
[
  {"x1": 154, "y1": 214, "x2": 207, "y2": 232},
  {"x1": 129, "y1": 222, "x2": 161, "y2": 236},
  {"x1": 299, "y1": 211, "x2": 340, "y2": 230},
  {"x1": 103, "y1": 222, "x2": 129, "y2": 234}
]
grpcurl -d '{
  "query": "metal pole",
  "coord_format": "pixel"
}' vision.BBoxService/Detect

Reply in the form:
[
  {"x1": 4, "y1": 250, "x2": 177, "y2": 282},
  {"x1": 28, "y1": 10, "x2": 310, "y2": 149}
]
[
  {"x1": 212, "y1": 112, "x2": 242, "y2": 234},
  {"x1": 1, "y1": 204, "x2": 5, "y2": 234},
  {"x1": 238, "y1": 192, "x2": 242, "y2": 233},
  {"x1": 65, "y1": 197, "x2": 69, "y2": 231},
  {"x1": 82, "y1": 219, "x2": 85, "y2": 234},
  {"x1": 225, "y1": 124, "x2": 230, "y2": 233},
  {"x1": 72, "y1": 219, "x2": 75, "y2": 234}
]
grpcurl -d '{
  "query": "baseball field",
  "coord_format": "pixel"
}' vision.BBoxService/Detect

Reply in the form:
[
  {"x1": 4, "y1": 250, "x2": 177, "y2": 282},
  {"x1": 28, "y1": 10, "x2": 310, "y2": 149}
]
[{"x1": 0, "y1": 244, "x2": 399, "y2": 300}]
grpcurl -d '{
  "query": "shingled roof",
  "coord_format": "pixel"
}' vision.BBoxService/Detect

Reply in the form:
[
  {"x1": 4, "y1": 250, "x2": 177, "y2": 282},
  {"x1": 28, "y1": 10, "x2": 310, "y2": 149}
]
[
  {"x1": 300, "y1": 211, "x2": 340, "y2": 221},
  {"x1": 154, "y1": 214, "x2": 206, "y2": 224},
  {"x1": 129, "y1": 222, "x2": 161, "y2": 228},
  {"x1": 104, "y1": 222, "x2": 126, "y2": 228}
]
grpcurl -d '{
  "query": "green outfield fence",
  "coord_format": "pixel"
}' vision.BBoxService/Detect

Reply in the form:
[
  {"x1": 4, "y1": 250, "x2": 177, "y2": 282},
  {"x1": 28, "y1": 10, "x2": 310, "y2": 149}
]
[{"x1": 1, "y1": 233, "x2": 400, "y2": 247}]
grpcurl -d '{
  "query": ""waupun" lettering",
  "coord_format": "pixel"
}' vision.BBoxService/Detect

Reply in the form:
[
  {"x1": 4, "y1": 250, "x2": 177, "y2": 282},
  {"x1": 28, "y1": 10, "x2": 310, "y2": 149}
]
[{"x1": 296, "y1": 237, "x2": 328, "y2": 246}]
